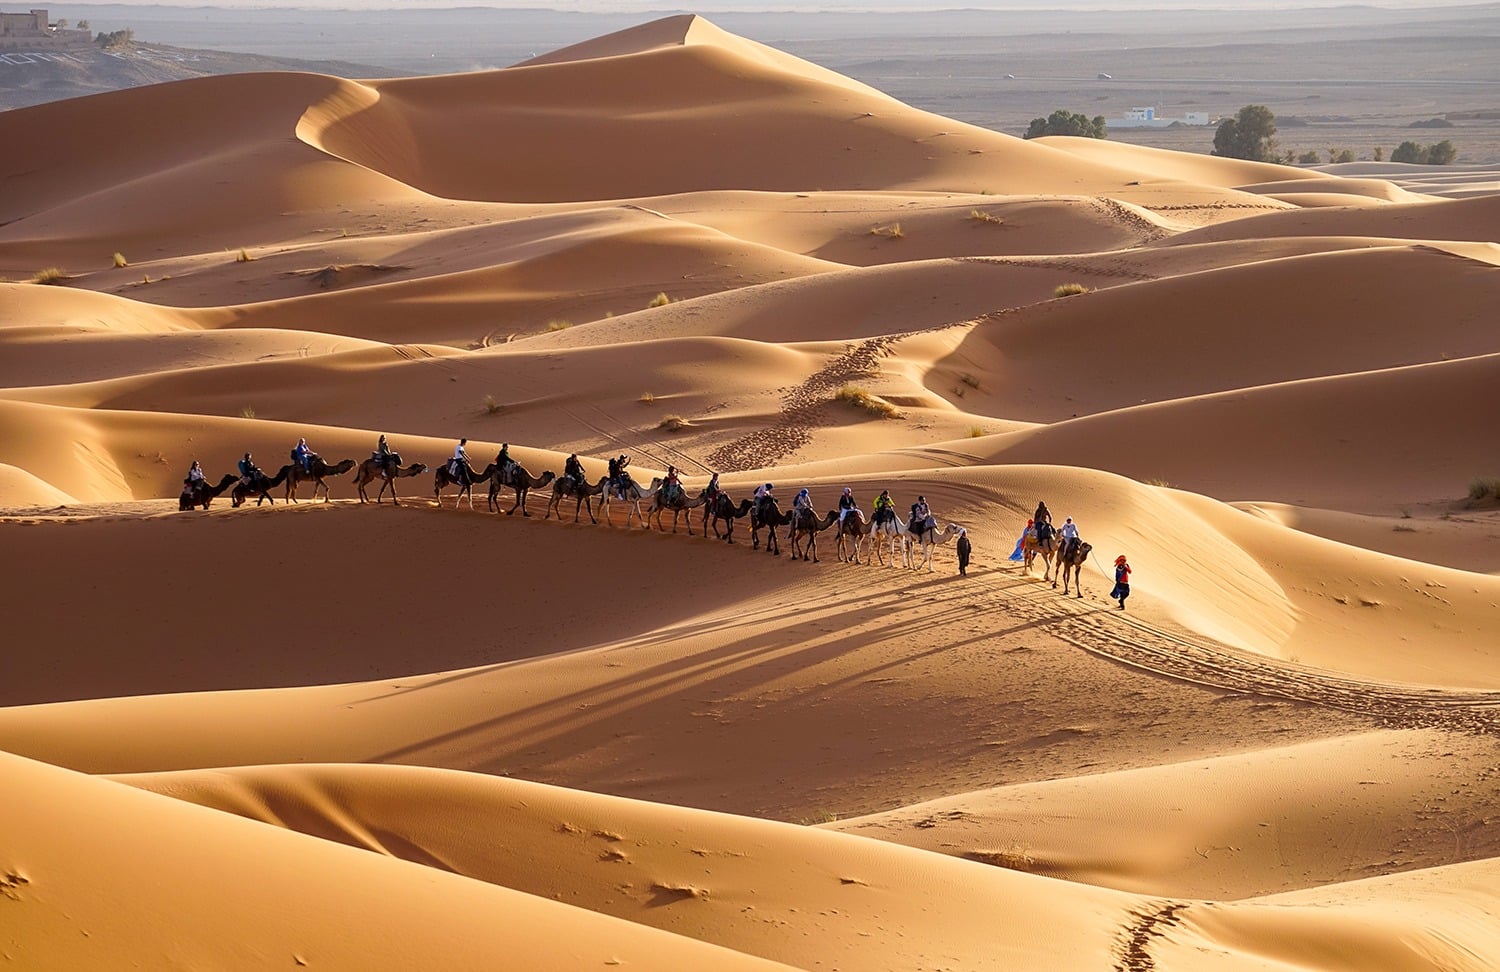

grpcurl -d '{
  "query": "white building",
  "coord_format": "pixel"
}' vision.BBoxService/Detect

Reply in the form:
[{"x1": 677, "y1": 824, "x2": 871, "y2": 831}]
[{"x1": 1113, "y1": 107, "x2": 1212, "y2": 129}]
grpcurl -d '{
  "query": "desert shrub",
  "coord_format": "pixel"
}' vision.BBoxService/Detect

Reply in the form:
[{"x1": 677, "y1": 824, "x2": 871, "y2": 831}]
[
  {"x1": 1327, "y1": 147, "x2": 1355, "y2": 163},
  {"x1": 239, "y1": 406, "x2": 257, "y2": 419},
  {"x1": 482, "y1": 395, "x2": 502, "y2": 415},
  {"x1": 1409, "y1": 118, "x2": 1454, "y2": 129},
  {"x1": 657, "y1": 415, "x2": 687, "y2": 432},
  {"x1": 95, "y1": 28, "x2": 132, "y2": 49},
  {"x1": 31, "y1": 267, "x2": 68, "y2": 285},
  {"x1": 235, "y1": 248, "x2": 254, "y2": 263},
  {"x1": 1212, "y1": 105, "x2": 1277, "y2": 162},
  {"x1": 1468, "y1": 476, "x2": 1500, "y2": 503},
  {"x1": 639, "y1": 391, "x2": 655, "y2": 405},
  {"x1": 1297, "y1": 150, "x2": 1321, "y2": 164},
  {"x1": 869, "y1": 223, "x2": 904, "y2": 239},
  {"x1": 1390, "y1": 140, "x2": 1455, "y2": 165},
  {"x1": 1373, "y1": 147, "x2": 1384, "y2": 161},
  {"x1": 969, "y1": 209, "x2": 1004, "y2": 224},
  {"x1": 545, "y1": 319, "x2": 572, "y2": 332},
  {"x1": 647, "y1": 292, "x2": 671, "y2": 308},
  {"x1": 112, "y1": 252, "x2": 128, "y2": 268},
  {"x1": 960, "y1": 373, "x2": 981, "y2": 389},
  {"x1": 968, "y1": 425, "x2": 986, "y2": 438},
  {"x1": 1053, "y1": 282, "x2": 1091, "y2": 297},
  {"x1": 1024, "y1": 110, "x2": 1106, "y2": 140},
  {"x1": 1427, "y1": 140, "x2": 1458, "y2": 165},
  {"x1": 834, "y1": 384, "x2": 899, "y2": 419}
]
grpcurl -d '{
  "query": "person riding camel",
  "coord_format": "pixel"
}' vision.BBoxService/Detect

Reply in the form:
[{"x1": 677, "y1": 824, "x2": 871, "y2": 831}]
[
  {"x1": 450, "y1": 438, "x2": 470, "y2": 486},
  {"x1": 495, "y1": 443, "x2": 512, "y2": 485},
  {"x1": 1034, "y1": 501, "x2": 1054, "y2": 545},
  {"x1": 910, "y1": 496, "x2": 933, "y2": 540},
  {"x1": 663, "y1": 465, "x2": 682, "y2": 504},
  {"x1": 753, "y1": 482, "x2": 774, "y2": 520},
  {"x1": 564, "y1": 453, "x2": 585, "y2": 488},
  {"x1": 614, "y1": 454, "x2": 632, "y2": 498},
  {"x1": 186, "y1": 460, "x2": 206, "y2": 487},
  {"x1": 789, "y1": 487, "x2": 812, "y2": 541},
  {"x1": 704, "y1": 472, "x2": 722, "y2": 506},
  {"x1": 838, "y1": 486, "x2": 859, "y2": 526},
  {"x1": 237, "y1": 452, "x2": 260, "y2": 486},
  {"x1": 292, "y1": 437, "x2": 315, "y2": 474},
  {"x1": 873, "y1": 489, "x2": 894, "y2": 524},
  {"x1": 373, "y1": 435, "x2": 394, "y2": 476}
]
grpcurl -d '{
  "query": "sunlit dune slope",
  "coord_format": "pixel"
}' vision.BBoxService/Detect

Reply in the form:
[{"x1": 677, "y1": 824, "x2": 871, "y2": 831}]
[{"x1": 0, "y1": 750, "x2": 795, "y2": 971}]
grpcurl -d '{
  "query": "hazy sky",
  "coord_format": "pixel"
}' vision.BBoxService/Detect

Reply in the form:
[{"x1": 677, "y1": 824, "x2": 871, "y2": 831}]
[{"x1": 68, "y1": 0, "x2": 1488, "y2": 8}]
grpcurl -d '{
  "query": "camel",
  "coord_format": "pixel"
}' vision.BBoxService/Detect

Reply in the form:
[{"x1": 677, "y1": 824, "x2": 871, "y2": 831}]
[
  {"x1": 750, "y1": 496, "x2": 793, "y2": 555},
  {"x1": 788, "y1": 508, "x2": 840, "y2": 563},
  {"x1": 649, "y1": 482, "x2": 706, "y2": 535},
  {"x1": 487, "y1": 462, "x2": 555, "y2": 517},
  {"x1": 546, "y1": 474, "x2": 608, "y2": 524},
  {"x1": 231, "y1": 464, "x2": 291, "y2": 508},
  {"x1": 902, "y1": 519, "x2": 964, "y2": 573},
  {"x1": 834, "y1": 509, "x2": 868, "y2": 564},
  {"x1": 707, "y1": 494, "x2": 753, "y2": 543},
  {"x1": 353, "y1": 454, "x2": 428, "y2": 505},
  {"x1": 866, "y1": 510, "x2": 906, "y2": 567},
  {"x1": 598, "y1": 476, "x2": 661, "y2": 529},
  {"x1": 1055, "y1": 538, "x2": 1093, "y2": 597},
  {"x1": 179, "y1": 473, "x2": 237, "y2": 511},
  {"x1": 285, "y1": 457, "x2": 356, "y2": 503},
  {"x1": 433, "y1": 460, "x2": 498, "y2": 511},
  {"x1": 1021, "y1": 528, "x2": 1059, "y2": 582}
]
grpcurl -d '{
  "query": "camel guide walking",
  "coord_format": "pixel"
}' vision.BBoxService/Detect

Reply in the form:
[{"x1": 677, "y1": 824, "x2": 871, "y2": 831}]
[
  {"x1": 1111, "y1": 555, "x2": 1132, "y2": 610},
  {"x1": 956, "y1": 528, "x2": 971, "y2": 575}
]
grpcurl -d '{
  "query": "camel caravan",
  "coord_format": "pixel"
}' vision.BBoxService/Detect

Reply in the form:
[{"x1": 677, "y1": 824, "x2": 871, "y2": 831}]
[{"x1": 177, "y1": 439, "x2": 1105, "y2": 578}]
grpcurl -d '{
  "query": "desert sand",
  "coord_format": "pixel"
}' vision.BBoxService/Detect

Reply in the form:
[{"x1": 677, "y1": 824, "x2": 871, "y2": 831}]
[{"x1": 2, "y1": 14, "x2": 1499, "y2": 971}]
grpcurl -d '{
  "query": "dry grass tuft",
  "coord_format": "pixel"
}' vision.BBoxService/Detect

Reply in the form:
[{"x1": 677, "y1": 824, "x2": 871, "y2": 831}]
[
  {"x1": 235, "y1": 248, "x2": 255, "y2": 263},
  {"x1": 483, "y1": 395, "x2": 503, "y2": 415},
  {"x1": 968, "y1": 425, "x2": 986, "y2": 438},
  {"x1": 1054, "y1": 282, "x2": 1092, "y2": 297},
  {"x1": 639, "y1": 391, "x2": 656, "y2": 405},
  {"x1": 658, "y1": 414, "x2": 688, "y2": 432},
  {"x1": 835, "y1": 384, "x2": 900, "y2": 419},
  {"x1": 1468, "y1": 476, "x2": 1500, "y2": 503},
  {"x1": 239, "y1": 406, "x2": 257, "y2": 420},
  {"x1": 31, "y1": 267, "x2": 69, "y2": 285},
  {"x1": 112, "y1": 252, "x2": 129, "y2": 268},
  {"x1": 648, "y1": 292, "x2": 672, "y2": 308},
  {"x1": 869, "y1": 223, "x2": 904, "y2": 239},
  {"x1": 546, "y1": 319, "x2": 573, "y2": 332},
  {"x1": 960, "y1": 373, "x2": 981, "y2": 389},
  {"x1": 968, "y1": 210, "x2": 1004, "y2": 225}
]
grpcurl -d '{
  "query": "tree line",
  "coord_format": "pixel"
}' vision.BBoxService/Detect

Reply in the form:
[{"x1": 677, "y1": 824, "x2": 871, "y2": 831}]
[{"x1": 1022, "y1": 103, "x2": 1460, "y2": 165}]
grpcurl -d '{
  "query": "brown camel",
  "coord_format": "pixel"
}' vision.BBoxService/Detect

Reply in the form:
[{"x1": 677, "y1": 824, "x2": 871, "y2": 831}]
[
  {"x1": 598, "y1": 476, "x2": 661, "y2": 529},
  {"x1": 789, "y1": 508, "x2": 840, "y2": 563},
  {"x1": 546, "y1": 473, "x2": 608, "y2": 524},
  {"x1": 707, "y1": 494, "x2": 753, "y2": 543},
  {"x1": 649, "y1": 482, "x2": 706, "y2": 535},
  {"x1": 179, "y1": 473, "x2": 237, "y2": 511},
  {"x1": 1055, "y1": 538, "x2": 1093, "y2": 597},
  {"x1": 834, "y1": 509, "x2": 868, "y2": 564},
  {"x1": 353, "y1": 455, "x2": 428, "y2": 505},
  {"x1": 1021, "y1": 528, "x2": 1058, "y2": 582},
  {"x1": 231, "y1": 464, "x2": 291, "y2": 508},
  {"x1": 751, "y1": 496, "x2": 793, "y2": 555},
  {"x1": 285, "y1": 457, "x2": 356, "y2": 503},
  {"x1": 433, "y1": 460, "x2": 498, "y2": 511},
  {"x1": 487, "y1": 462, "x2": 555, "y2": 517}
]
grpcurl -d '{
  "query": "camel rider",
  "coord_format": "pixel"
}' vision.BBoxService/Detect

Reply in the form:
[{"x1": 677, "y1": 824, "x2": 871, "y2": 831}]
[
  {"x1": 705, "y1": 472, "x2": 722, "y2": 506},
  {"x1": 450, "y1": 438, "x2": 471, "y2": 486},
  {"x1": 292, "y1": 437, "x2": 315, "y2": 474},
  {"x1": 615, "y1": 454, "x2": 632, "y2": 497},
  {"x1": 753, "y1": 482, "x2": 774, "y2": 519},
  {"x1": 1034, "y1": 501, "x2": 1052, "y2": 527},
  {"x1": 238, "y1": 452, "x2": 260, "y2": 486},
  {"x1": 495, "y1": 443, "x2": 512, "y2": 485},
  {"x1": 873, "y1": 489, "x2": 894, "y2": 524},
  {"x1": 789, "y1": 488, "x2": 812, "y2": 540},
  {"x1": 910, "y1": 496, "x2": 933, "y2": 540},
  {"x1": 1060, "y1": 517, "x2": 1079, "y2": 542},
  {"x1": 564, "y1": 454, "x2": 585, "y2": 488},
  {"x1": 374, "y1": 435, "x2": 394, "y2": 476},
  {"x1": 838, "y1": 487, "x2": 859, "y2": 526},
  {"x1": 186, "y1": 460, "x2": 206, "y2": 487},
  {"x1": 608, "y1": 456, "x2": 621, "y2": 492},
  {"x1": 664, "y1": 465, "x2": 682, "y2": 504}
]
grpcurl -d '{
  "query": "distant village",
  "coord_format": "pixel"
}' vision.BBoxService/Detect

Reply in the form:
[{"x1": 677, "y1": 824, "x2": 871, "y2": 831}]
[
  {"x1": 0, "y1": 8, "x2": 91, "y2": 50},
  {"x1": 1112, "y1": 106, "x2": 1214, "y2": 129}
]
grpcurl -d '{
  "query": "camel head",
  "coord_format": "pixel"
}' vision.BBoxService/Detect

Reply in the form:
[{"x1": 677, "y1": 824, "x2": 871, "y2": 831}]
[{"x1": 404, "y1": 463, "x2": 428, "y2": 477}]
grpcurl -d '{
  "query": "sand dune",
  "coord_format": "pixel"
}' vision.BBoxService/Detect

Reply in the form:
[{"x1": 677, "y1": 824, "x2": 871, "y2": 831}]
[{"x1": 1, "y1": 13, "x2": 1497, "y2": 972}]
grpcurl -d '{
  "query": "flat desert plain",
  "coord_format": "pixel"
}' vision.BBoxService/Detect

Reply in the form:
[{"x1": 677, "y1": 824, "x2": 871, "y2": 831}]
[{"x1": 2, "y1": 15, "x2": 1500, "y2": 971}]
